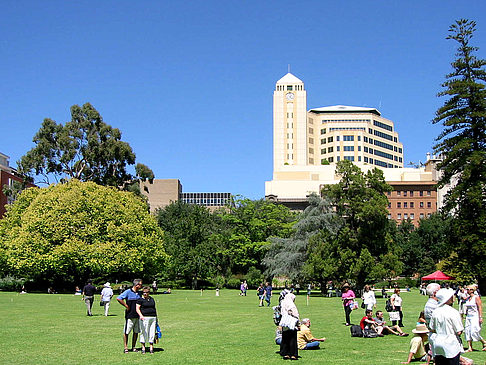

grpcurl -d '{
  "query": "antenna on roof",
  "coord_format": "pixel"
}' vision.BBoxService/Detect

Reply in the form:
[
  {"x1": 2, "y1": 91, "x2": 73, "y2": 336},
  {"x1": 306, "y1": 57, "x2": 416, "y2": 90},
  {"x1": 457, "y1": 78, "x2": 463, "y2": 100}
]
[{"x1": 288, "y1": 64, "x2": 291, "y2": 73}]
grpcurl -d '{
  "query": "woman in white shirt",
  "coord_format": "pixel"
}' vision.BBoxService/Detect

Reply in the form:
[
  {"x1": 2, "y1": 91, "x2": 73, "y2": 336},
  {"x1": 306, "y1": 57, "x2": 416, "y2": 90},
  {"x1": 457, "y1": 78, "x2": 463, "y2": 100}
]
[
  {"x1": 464, "y1": 285, "x2": 486, "y2": 352},
  {"x1": 362, "y1": 285, "x2": 376, "y2": 311},
  {"x1": 390, "y1": 288, "x2": 404, "y2": 327},
  {"x1": 100, "y1": 282, "x2": 114, "y2": 316}
]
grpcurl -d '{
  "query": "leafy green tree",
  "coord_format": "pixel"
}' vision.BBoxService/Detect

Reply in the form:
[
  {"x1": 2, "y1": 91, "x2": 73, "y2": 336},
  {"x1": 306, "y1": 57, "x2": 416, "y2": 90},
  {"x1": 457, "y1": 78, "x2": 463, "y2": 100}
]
[
  {"x1": 19, "y1": 103, "x2": 149, "y2": 188},
  {"x1": 0, "y1": 180, "x2": 167, "y2": 287},
  {"x1": 218, "y1": 198, "x2": 296, "y2": 275},
  {"x1": 156, "y1": 201, "x2": 222, "y2": 288},
  {"x1": 433, "y1": 19, "x2": 486, "y2": 292},
  {"x1": 306, "y1": 160, "x2": 400, "y2": 288}
]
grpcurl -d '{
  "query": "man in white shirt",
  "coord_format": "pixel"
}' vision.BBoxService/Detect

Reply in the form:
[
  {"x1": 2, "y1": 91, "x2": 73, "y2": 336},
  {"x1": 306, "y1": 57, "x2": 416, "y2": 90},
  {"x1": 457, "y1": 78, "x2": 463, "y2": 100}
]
[{"x1": 429, "y1": 288, "x2": 464, "y2": 365}]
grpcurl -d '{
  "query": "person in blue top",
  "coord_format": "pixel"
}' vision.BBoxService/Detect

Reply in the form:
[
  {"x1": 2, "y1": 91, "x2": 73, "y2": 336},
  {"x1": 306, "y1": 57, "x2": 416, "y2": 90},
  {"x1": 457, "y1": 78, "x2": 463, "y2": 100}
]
[
  {"x1": 265, "y1": 282, "x2": 273, "y2": 307},
  {"x1": 117, "y1": 279, "x2": 143, "y2": 353}
]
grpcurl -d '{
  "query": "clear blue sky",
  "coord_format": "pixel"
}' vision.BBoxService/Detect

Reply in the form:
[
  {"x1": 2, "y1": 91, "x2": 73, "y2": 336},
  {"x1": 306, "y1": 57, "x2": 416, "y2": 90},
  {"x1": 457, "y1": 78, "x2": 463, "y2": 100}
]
[{"x1": 1, "y1": 1, "x2": 486, "y2": 199}]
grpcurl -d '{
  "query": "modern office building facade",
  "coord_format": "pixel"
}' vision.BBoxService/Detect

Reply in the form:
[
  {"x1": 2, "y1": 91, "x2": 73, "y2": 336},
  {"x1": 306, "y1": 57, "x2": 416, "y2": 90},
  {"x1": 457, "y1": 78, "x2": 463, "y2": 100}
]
[
  {"x1": 266, "y1": 73, "x2": 440, "y2": 226},
  {"x1": 140, "y1": 179, "x2": 232, "y2": 213}
]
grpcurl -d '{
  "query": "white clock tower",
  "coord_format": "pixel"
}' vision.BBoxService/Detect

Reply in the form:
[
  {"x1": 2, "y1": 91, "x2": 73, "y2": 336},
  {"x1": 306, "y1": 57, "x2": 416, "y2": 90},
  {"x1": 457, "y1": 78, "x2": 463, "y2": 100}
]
[{"x1": 273, "y1": 73, "x2": 307, "y2": 170}]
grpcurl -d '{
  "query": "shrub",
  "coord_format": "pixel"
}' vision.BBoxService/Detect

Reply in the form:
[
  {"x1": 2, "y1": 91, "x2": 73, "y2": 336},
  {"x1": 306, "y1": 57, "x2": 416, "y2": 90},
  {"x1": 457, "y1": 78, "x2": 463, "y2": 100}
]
[
  {"x1": 226, "y1": 277, "x2": 241, "y2": 289},
  {"x1": 0, "y1": 276, "x2": 26, "y2": 291}
]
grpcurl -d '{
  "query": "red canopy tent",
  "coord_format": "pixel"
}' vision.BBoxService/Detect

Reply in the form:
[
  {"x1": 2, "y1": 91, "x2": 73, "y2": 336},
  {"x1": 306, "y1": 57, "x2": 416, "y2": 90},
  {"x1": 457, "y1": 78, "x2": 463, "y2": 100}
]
[{"x1": 422, "y1": 270, "x2": 454, "y2": 281}]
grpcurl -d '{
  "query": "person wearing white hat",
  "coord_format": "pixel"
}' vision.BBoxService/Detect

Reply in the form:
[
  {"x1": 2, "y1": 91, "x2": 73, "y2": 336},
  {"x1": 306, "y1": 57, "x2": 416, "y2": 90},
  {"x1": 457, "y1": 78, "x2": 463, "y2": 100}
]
[
  {"x1": 429, "y1": 288, "x2": 464, "y2": 365},
  {"x1": 100, "y1": 282, "x2": 114, "y2": 317},
  {"x1": 401, "y1": 323, "x2": 430, "y2": 364}
]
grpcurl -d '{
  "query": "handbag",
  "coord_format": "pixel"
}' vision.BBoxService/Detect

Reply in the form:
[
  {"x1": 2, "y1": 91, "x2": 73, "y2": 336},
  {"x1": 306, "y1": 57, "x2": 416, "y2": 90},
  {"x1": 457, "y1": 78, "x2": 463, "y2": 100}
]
[
  {"x1": 351, "y1": 301, "x2": 359, "y2": 310},
  {"x1": 279, "y1": 312, "x2": 299, "y2": 330},
  {"x1": 389, "y1": 311, "x2": 400, "y2": 321}
]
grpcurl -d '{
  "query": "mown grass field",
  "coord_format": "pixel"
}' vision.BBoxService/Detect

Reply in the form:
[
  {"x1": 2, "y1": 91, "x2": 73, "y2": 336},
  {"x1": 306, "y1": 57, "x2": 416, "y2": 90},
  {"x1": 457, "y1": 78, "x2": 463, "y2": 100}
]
[{"x1": 0, "y1": 289, "x2": 484, "y2": 364}]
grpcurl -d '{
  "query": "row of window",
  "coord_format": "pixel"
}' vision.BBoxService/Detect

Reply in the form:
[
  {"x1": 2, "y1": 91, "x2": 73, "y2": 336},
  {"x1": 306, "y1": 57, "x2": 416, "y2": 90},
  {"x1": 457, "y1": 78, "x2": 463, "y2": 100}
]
[
  {"x1": 373, "y1": 120, "x2": 393, "y2": 132},
  {"x1": 329, "y1": 127, "x2": 366, "y2": 132},
  {"x1": 322, "y1": 119, "x2": 371, "y2": 123},
  {"x1": 387, "y1": 190, "x2": 432, "y2": 197},
  {"x1": 276, "y1": 85, "x2": 303, "y2": 91},
  {"x1": 388, "y1": 212, "x2": 432, "y2": 220},
  {"x1": 388, "y1": 201, "x2": 433, "y2": 209}
]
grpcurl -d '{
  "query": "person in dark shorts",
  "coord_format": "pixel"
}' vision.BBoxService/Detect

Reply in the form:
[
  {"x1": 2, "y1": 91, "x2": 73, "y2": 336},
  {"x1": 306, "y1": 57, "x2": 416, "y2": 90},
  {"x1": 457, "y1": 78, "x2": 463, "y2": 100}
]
[
  {"x1": 82, "y1": 280, "x2": 96, "y2": 316},
  {"x1": 117, "y1": 279, "x2": 143, "y2": 353}
]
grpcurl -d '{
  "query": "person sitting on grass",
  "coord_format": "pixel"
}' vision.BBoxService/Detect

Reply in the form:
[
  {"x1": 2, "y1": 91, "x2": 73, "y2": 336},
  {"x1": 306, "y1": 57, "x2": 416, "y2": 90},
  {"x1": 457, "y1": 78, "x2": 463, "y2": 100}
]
[
  {"x1": 373, "y1": 310, "x2": 408, "y2": 336},
  {"x1": 297, "y1": 318, "x2": 326, "y2": 350},
  {"x1": 401, "y1": 323, "x2": 430, "y2": 364},
  {"x1": 360, "y1": 309, "x2": 379, "y2": 336}
]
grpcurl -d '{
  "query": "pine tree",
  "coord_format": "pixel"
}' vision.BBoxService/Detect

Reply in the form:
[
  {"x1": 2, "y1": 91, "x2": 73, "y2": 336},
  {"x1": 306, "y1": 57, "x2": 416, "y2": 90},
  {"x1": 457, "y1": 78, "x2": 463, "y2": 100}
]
[{"x1": 433, "y1": 19, "x2": 486, "y2": 292}]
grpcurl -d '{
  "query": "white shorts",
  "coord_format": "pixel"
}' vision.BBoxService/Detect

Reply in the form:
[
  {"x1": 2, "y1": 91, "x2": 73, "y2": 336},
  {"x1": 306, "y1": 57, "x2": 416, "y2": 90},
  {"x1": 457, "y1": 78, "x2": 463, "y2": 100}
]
[{"x1": 124, "y1": 318, "x2": 140, "y2": 334}]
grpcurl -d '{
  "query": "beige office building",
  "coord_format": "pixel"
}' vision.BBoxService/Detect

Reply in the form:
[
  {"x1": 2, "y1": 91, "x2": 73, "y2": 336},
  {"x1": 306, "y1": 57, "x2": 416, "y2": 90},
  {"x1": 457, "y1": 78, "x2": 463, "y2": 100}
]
[{"x1": 266, "y1": 73, "x2": 441, "y2": 225}]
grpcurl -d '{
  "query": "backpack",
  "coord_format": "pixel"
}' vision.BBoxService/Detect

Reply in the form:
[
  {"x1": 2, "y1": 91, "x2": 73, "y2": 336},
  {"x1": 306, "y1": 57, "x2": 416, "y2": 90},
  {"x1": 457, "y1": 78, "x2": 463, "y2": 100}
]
[
  {"x1": 350, "y1": 325, "x2": 363, "y2": 337},
  {"x1": 385, "y1": 299, "x2": 393, "y2": 312},
  {"x1": 273, "y1": 305, "x2": 282, "y2": 325}
]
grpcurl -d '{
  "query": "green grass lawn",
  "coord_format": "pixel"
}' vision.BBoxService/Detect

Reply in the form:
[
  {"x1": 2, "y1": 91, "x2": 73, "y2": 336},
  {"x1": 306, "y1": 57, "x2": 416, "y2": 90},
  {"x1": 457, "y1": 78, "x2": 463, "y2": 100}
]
[{"x1": 0, "y1": 289, "x2": 484, "y2": 364}]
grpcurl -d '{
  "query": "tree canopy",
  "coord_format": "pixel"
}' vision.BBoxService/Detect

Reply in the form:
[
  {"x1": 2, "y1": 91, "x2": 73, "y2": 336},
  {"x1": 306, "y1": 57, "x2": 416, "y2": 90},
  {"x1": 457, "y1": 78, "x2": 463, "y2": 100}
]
[
  {"x1": 19, "y1": 103, "x2": 151, "y2": 188},
  {"x1": 0, "y1": 180, "x2": 167, "y2": 287},
  {"x1": 433, "y1": 19, "x2": 486, "y2": 293}
]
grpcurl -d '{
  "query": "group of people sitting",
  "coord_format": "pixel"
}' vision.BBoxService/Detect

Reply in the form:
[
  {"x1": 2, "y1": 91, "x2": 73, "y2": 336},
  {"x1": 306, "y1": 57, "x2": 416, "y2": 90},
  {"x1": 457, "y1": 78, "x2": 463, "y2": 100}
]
[{"x1": 359, "y1": 309, "x2": 409, "y2": 337}]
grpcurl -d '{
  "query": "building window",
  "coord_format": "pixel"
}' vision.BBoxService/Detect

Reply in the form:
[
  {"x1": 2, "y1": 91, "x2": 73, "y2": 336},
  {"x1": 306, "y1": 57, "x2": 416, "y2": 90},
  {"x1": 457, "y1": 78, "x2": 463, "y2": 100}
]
[
  {"x1": 404, "y1": 202, "x2": 408, "y2": 208},
  {"x1": 410, "y1": 213, "x2": 415, "y2": 219},
  {"x1": 343, "y1": 135, "x2": 354, "y2": 141},
  {"x1": 403, "y1": 191, "x2": 407, "y2": 197},
  {"x1": 420, "y1": 213, "x2": 424, "y2": 219},
  {"x1": 404, "y1": 213, "x2": 408, "y2": 219},
  {"x1": 364, "y1": 136, "x2": 368, "y2": 143},
  {"x1": 327, "y1": 137, "x2": 333, "y2": 143},
  {"x1": 410, "y1": 202, "x2": 414, "y2": 208},
  {"x1": 388, "y1": 202, "x2": 391, "y2": 208},
  {"x1": 397, "y1": 213, "x2": 402, "y2": 220},
  {"x1": 328, "y1": 147, "x2": 333, "y2": 153},
  {"x1": 369, "y1": 148, "x2": 374, "y2": 153},
  {"x1": 344, "y1": 156, "x2": 354, "y2": 161},
  {"x1": 369, "y1": 158, "x2": 373, "y2": 163},
  {"x1": 427, "y1": 191, "x2": 431, "y2": 196},
  {"x1": 397, "y1": 202, "x2": 401, "y2": 208},
  {"x1": 420, "y1": 202, "x2": 424, "y2": 208},
  {"x1": 387, "y1": 214, "x2": 392, "y2": 219},
  {"x1": 397, "y1": 191, "x2": 401, "y2": 196},
  {"x1": 420, "y1": 191, "x2": 424, "y2": 197},
  {"x1": 321, "y1": 138, "x2": 326, "y2": 144},
  {"x1": 287, "y1": 85, "x2": 293, "y2": 90},
  {"x1": 427, "y1": 202, "x2": 432, "y2": 208},
  {"x1": 358, "y1": 136, "x2": 361, "y2": 141},
  {"x1": 358, "y1": 146, "x2": 361, "y2": 151},
  {"x1": 309, "y1": 148, "x2": 314, "y2": 154},
  {"x1": 337, "y1": 156, "x2": 341, "y2": 161},
  {"x1": 364, "y1": 157, "x2": 369, "y2": 163},
  {"x1": 336, "y1": 146, "x2": 340, "y2": 151},
  {"x1": 328, "y1": 157, "x2": 334, "y2": 163},
  {"x1": 358, "y1": 156, "x2": 361, "y2": 162},
  {"x1": 321, "y1": 129, "x2": 326, "y2": 135},
  {"x1": 410, "y1": 191, "x2": 414, "y2": 197},
  {"x1": 336, "y1": 136, "x2": 340, "y2": 141},
  {"x1": 364, "y1": 147, "x2": 368, "y2": 153},
  {"x1": 344, "y1": 146, "x2": 354, "y2": 151},
  {"x1": 309, "y1": 128, "x2": 314, "y2": 134},
  {"x1": 321, "y1": 148, "x2": 326, "y2": 154}
]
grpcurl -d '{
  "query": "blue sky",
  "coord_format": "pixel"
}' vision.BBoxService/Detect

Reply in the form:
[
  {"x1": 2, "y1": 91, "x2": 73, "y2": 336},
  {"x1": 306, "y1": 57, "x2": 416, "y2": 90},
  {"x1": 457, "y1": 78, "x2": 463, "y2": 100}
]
[{"x1": 1, "y1": 1, "x2": 486, "y2": 199}]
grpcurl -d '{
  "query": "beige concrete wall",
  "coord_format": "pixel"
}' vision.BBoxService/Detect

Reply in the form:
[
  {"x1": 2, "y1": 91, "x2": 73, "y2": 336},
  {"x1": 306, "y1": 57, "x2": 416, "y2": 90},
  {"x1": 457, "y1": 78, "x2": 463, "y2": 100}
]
[{"x1": 140, "y1": 179, "x2": 182, "y2": 213}]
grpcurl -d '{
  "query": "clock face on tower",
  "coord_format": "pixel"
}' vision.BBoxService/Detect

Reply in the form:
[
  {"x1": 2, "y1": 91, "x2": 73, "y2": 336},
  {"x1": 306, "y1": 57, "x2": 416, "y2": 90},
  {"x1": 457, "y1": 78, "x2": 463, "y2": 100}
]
[{"x1": 286, "y1": 92, "x2": 295, "y2": 100}]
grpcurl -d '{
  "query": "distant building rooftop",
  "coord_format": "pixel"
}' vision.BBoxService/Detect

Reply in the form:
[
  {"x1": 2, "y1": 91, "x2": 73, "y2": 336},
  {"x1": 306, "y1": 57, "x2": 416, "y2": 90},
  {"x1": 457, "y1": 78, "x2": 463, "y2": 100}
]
[{"x1": 309, "y1": 105, "x2": 381, "y2": 116}]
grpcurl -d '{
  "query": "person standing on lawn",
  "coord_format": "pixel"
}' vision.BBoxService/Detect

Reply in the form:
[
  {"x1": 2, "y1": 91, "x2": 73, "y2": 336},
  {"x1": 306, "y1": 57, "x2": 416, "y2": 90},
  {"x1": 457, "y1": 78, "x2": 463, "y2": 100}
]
[
  {"x1": 117, "y1": 279, "x2": 143, "y2": 353},
  {"x1": 424, "y1": 283, "x2": 441, "y2": 325},
  {"x1": 463, "y1": 285, "x2": 486, "y2": 352},
  {"x1": 429, "y1": 288, "x2": 464, "y2": 365},
  {"x1": 390, "y1": 288, "x2": 404, "y2": 327},
  {"x1": 279, "y1": 292, "x2": 300, "y2": 360},
  {"x1": 264, "y1": 282, "x2": 273, "y2": 307},
  {"x1": 82, "y1": 280, "x2": 96, "y2": 316},
  {"x1": 100, "y1": 282, "x2": 114, "y2": 316},
  {"x1": 362, "y1": 285, "x2": 376, "y2": 312},
  {"x1": 341, "y1": 283, "x2": 355, "y2": 326},
  {"x1": 136, "y1": 287, "x2": 158, "y2": 354}
]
